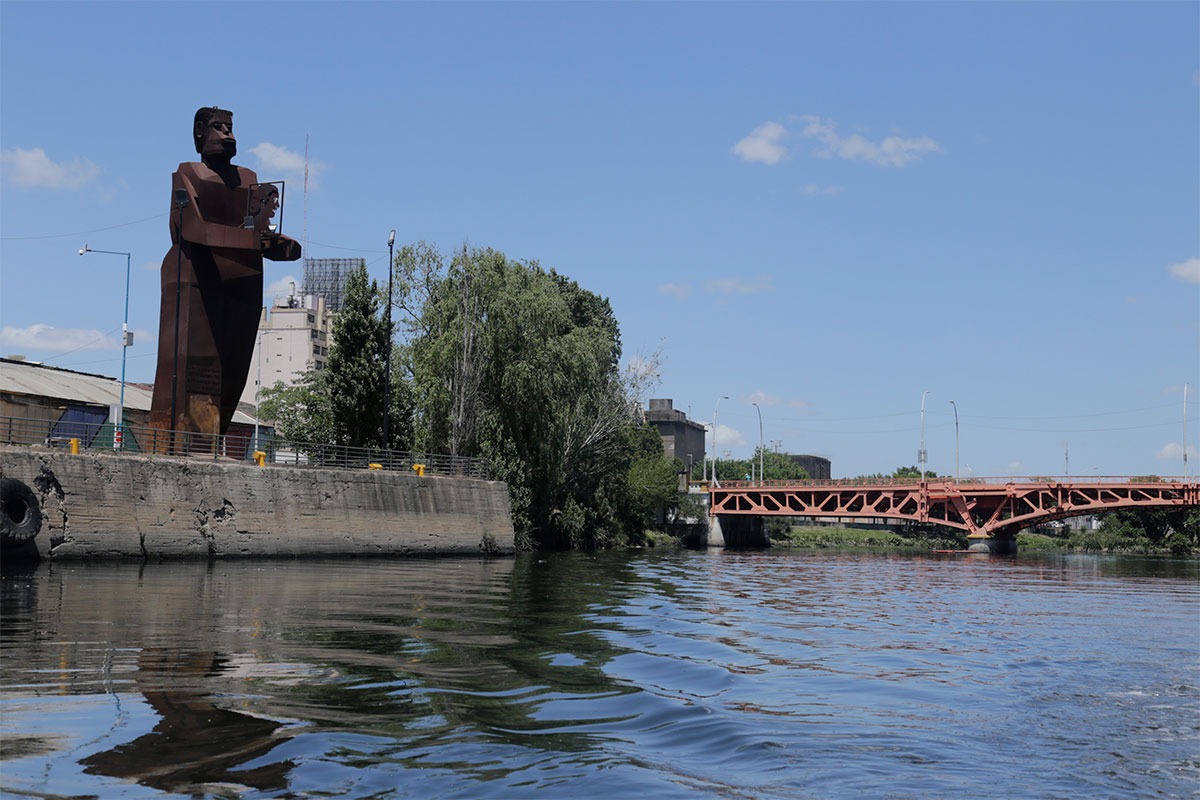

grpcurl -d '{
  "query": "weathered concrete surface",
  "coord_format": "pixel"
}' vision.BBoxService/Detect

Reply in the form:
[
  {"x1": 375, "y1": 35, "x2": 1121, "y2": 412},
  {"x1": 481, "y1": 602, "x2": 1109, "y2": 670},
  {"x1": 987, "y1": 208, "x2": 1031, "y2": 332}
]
[{"x1": 0, "y1": 445, "x2": 514, "y2": 560}]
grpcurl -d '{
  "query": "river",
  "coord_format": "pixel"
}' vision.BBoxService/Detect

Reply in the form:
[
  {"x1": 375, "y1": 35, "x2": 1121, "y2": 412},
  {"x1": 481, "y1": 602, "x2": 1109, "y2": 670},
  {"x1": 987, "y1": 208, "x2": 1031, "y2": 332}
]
[{"x1": 1, "y1": 550, "x2": 1196, "y2": 799}]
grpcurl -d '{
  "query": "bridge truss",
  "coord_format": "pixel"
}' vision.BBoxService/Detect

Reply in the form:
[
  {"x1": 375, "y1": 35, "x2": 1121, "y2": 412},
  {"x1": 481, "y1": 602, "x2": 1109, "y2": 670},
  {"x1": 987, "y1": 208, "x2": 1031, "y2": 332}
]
[{"x1": 708, "y1": 478, "x2": 1199, "y2": 539}]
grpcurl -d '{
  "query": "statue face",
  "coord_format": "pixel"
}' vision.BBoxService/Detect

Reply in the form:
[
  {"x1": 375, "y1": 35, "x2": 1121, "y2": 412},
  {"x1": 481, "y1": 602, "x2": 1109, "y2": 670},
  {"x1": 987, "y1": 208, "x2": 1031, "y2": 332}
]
[{"x1": 199, "y1": 115, "x2": 237, "y2": 159}]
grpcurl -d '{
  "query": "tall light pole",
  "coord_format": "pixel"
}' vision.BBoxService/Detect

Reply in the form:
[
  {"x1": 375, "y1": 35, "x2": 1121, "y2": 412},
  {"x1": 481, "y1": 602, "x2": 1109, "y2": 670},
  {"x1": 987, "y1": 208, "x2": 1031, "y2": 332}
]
[
  {"x1": 1184, "y1": 382, "x2": 1190, "y2": 481},
  {"x1": 752, "y1": 401, "x2": 764, "y2": 485},
  {"x1": 713, "y1": 395, "x2": 728, "y2": 485},
  {"x1": 383, "y1": 229, "x2": 396, "y2": 450},
  {"x1": 949, "y1": 400, "x2": 959, "y2": 480},
  {"x1": 919, "y1": 390, "x2": 930, "y2": 479},
  {"x1": 80, "y1": 245, "x2": 131, "y2": 451}
]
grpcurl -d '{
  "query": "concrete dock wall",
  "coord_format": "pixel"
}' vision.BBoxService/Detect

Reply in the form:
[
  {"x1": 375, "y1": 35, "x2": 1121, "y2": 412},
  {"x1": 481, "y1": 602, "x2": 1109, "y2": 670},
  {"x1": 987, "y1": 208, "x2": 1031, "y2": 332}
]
[{"x1": 0, "y1": 445, "x2": 514, "y2": 560}]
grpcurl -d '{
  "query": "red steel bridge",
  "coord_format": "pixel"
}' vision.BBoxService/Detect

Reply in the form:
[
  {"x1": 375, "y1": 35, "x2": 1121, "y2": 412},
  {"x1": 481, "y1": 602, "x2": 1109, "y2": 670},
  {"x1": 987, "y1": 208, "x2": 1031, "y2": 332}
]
[{"x1": 709, "y1": 477, "x2": 1199, "y2": 541}]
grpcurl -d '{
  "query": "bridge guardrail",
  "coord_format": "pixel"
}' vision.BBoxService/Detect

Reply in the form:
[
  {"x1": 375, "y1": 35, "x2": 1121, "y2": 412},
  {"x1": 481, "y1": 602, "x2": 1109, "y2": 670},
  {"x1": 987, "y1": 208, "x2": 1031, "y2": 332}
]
[
  {"x1": 715, "y1": 475, "x2": 1197, "y2": 489},
  {"x1": 0, "y1": 415, "x2": 489, "y2": 480}
]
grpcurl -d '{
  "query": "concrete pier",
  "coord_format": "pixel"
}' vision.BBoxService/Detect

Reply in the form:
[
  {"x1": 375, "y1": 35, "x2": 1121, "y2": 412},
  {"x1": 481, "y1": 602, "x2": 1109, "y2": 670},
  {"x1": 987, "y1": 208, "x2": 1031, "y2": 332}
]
[
  {"x1": 0, "y1": 445, "x2": 514, "y2": 560},
  {"x1": 708, "y1": 514, "x2": 769, "y2": 548}
]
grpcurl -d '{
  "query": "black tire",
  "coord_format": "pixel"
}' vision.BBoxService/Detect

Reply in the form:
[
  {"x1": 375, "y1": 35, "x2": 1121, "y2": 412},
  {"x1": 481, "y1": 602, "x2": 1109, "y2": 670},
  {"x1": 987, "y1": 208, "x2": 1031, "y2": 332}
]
[{"x1": 1, "y1": 477, "x2": 43, "y2": 548}]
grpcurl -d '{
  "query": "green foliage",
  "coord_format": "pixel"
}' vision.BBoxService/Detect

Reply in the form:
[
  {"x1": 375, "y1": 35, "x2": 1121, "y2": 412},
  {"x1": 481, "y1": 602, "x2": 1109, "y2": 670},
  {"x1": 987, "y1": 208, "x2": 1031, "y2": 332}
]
[
  {"x1": 257, "y1": 373, "x2": 333, "y2": 444},
  {"x1": 402, "y1": 243, "x2": 662, "y2": 549},
  {"x1": 1094, "y1": 507, "x2": 1198, "y2": 554},
  {"x1": 326, "y1": 261, "x2": 390, "y2": 448},
  {"x1": 854, "y1": 466, "x2": 942, "y2": 480},
  {"x1": 256, "y1": 261, "x2": 412, "y2": 450}
]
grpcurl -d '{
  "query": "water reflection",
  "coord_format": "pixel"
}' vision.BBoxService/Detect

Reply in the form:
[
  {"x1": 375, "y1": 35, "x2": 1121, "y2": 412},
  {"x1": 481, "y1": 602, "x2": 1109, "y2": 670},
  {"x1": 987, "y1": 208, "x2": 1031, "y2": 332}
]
[
  {"x1": 1, "y1": 551, "x2": 1196, "y2": 799},
  {"x1": 80, "y1": 649, "x2": 294, "y2": 793}
]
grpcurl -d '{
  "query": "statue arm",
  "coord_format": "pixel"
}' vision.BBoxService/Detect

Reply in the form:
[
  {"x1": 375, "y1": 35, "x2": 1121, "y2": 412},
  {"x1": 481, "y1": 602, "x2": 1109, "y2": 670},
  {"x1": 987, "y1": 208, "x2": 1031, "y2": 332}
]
[
  {"x1": 262, "y1": 234, "x2": 302, "y2": 262},
  {"x1": 172, "y1": 168, "x2": 259, "y2": 251}
]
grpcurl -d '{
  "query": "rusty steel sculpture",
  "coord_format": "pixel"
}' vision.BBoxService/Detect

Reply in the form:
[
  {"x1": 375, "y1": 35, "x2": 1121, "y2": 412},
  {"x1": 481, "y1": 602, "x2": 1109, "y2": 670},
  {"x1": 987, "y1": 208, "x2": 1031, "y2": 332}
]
[{"x1": 150, "y1": 107, "x2": 301, "y2": 449}]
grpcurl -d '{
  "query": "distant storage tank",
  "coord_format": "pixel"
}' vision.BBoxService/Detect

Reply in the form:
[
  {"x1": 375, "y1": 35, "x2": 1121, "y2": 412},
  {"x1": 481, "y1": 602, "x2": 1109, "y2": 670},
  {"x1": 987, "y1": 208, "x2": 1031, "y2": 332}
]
[{"x1": 789, "y1": 454, "x2": 831, "y2": 480}]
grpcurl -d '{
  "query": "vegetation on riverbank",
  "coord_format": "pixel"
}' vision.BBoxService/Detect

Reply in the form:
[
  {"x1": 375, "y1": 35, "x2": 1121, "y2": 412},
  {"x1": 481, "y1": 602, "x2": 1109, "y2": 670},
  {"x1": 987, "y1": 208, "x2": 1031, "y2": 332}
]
[
  {"x1": 259, "y1": 248, "x2": 680, "y2": 551},
  {"x1": 761, "y1": 506, "x2": 1199, "y2": 555}
]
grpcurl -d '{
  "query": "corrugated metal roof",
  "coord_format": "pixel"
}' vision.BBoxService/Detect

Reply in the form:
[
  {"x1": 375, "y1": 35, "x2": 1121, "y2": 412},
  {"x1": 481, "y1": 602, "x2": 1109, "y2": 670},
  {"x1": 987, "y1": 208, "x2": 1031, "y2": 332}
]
[{"x1": 0, "y1": 358, "x2": 255, "y2": 424}]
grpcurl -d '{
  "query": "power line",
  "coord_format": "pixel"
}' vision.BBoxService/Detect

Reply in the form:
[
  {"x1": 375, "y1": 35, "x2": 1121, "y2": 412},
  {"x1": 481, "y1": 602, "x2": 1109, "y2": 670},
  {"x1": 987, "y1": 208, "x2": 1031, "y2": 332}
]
[{"x1": 1, "y1": 213, "x2": 168, "y2": 241}]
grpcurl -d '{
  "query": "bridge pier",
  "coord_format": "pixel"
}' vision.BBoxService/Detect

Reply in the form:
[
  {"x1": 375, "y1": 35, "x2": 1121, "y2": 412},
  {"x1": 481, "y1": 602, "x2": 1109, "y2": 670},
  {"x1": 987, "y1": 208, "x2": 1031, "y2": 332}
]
[
  {"x1": 967, "y1": 535, "x2": 1018, "y2": 555},
  {"x1": 707, "y1": 515, "x2": 768, "y2": 548}
]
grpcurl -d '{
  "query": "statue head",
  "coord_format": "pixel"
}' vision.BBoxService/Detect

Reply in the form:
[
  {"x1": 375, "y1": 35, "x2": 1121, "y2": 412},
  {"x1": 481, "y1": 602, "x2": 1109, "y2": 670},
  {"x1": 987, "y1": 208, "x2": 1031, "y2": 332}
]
[
  {"x1": 248, "y1": 184, "x2": 280, "y2": 233},
  {"x1": 193, "y1": 106, "x2": 236, "y2": 159}
]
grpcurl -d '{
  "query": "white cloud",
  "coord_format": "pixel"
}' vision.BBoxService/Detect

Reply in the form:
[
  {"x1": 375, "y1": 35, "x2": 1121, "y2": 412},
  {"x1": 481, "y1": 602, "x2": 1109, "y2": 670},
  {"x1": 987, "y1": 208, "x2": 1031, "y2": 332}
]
[
  {"x1": 1156, "y1": 442, "x2": 1196, "y2": 461},
  {"x1": 732, "y1": 122, "x2": 789, "y2": 165},
  {"x1": 0, "y1": 147, "x2": 100, "y2": 189},
  {"x1": 1167, "y1": 257, "x2": 1200, "y2": 284},
  {"x1": 712, "y1": 423, "x2": 748, "y2": 450},
  {"x1": 265, "y1": 274, "x2": 302, "y2": 304},
  {"x1": 0, "y1": 323, "x2": 117, "y2": 352},
  {"x1": 797, "y1": 115, "x2": 941, "y2": 167},
  {"x1": 746, "y1": 391, "x2": 780, "y2": 406},
  {"x1": 705, "y1": 277, "x2": 772, "y2": 296},
  {"x1": 250, "y1": 143, "x2": 324, "y2": 187},
  {"x1": 657, "y1": 283, "x2": 691, "y2": 299}
]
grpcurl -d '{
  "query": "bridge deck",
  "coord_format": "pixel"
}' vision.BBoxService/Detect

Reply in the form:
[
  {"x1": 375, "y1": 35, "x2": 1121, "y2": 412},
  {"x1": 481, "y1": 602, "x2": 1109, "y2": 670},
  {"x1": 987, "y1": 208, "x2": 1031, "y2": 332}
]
[{"x1": 708, "y1": 477, "x2": 1199, "y2": 539}]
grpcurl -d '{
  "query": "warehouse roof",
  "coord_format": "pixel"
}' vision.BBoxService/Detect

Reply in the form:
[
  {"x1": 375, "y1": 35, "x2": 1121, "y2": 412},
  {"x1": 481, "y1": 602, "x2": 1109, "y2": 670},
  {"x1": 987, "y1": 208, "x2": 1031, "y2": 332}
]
[{"x1": 0, "y1": 357, "x2": 255, "y2": 424}]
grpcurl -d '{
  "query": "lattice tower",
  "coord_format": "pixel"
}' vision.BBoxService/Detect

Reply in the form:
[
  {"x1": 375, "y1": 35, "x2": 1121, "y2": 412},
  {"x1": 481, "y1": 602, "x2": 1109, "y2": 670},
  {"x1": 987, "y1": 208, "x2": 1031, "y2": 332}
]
[{"x1": 302, "y1": 258, "x2": 357, "y2": 312}]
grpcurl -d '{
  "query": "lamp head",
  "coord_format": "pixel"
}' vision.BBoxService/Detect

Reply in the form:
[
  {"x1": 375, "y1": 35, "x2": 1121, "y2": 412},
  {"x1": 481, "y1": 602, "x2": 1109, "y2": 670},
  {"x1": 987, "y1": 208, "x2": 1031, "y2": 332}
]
[
  {"x1": 388, "y1": 229, "x2": 396, "y2": 247},
  {"x1": 79, "y1": 244, "x2": 88, "y2": 256}
]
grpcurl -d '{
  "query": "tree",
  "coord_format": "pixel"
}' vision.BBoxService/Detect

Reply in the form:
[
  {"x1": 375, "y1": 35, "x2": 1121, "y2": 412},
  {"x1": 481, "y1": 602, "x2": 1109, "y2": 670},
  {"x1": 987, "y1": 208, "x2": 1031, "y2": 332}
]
[
  {"x1": 405, "y1": 244, "x2": 655, "y2": 549},
  {"x1": 1098, "y1": 507, "x2": 1199, "y2": 553},
  {"x1": 257, "y1": 372, "x2": 333, "y2": 444},
  {"x1": 326, "y1": 261, "x2": 390, "y2": 448}
]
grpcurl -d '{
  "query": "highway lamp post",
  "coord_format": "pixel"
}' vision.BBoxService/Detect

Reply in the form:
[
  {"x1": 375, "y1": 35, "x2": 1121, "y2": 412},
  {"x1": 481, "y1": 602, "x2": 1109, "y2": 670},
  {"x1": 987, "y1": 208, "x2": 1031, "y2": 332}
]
[
  {"x1": 383, "y1": 229, "x2": 396, "y2": 451},
  {"x1": 919, "y1": 390, "x2": 929, "y2": 480},
  {"x1": 713, "y1": 395, "x2": 728, "y2": 486},
  {"x1": 752, "y1": 401, "x2": 764, "y2": 485},
  {"x1": 1184, "y1": 382, "x2": 1190, "y2": 481},
  {"x1": 80, "y1": 245, "x2": 131, "y2": 451},
  {"x1": 949, "y1": 400, "x2": 959, "y2": 480}
]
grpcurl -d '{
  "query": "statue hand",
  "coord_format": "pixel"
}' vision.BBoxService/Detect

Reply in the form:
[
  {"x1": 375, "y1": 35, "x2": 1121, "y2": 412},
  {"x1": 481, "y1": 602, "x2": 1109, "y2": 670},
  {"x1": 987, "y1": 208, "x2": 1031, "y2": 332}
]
[{"x1": 262, "y1": 234, "x2": 301, "y2": 262}]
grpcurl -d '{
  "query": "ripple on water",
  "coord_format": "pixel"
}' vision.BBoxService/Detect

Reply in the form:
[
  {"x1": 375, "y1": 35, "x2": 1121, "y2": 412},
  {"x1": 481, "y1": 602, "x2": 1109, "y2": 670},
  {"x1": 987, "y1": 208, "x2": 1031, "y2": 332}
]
[{"x1": 1, "y1": 552, "x2": 1197, "y2": 799}]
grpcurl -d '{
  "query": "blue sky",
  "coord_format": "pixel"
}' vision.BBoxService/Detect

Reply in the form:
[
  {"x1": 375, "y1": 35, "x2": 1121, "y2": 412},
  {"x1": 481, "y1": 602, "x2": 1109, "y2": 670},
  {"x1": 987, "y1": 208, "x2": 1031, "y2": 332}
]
[{"x1": 2, "y1": 1, "x2": 1197, "y2": 479}]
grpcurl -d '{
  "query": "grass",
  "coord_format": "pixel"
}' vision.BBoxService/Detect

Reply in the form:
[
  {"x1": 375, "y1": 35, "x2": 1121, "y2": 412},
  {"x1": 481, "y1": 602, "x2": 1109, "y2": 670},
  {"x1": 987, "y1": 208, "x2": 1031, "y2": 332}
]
[{"x1": 770, "y1": 525, "x2": 964, "y2": 551}]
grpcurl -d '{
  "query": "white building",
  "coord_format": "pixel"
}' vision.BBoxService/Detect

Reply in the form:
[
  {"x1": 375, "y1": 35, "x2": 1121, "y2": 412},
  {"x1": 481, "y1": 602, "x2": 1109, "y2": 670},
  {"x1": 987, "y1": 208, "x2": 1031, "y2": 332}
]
[{"x1": 240, "y1": 291, "x2": 333, "y2": 407}]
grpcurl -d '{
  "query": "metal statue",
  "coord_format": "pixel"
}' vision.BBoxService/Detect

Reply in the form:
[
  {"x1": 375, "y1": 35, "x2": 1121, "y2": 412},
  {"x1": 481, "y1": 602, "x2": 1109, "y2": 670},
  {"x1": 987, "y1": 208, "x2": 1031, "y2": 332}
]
[{"x1": 150, "y1": 107, "x2": 301, "y2": 447}]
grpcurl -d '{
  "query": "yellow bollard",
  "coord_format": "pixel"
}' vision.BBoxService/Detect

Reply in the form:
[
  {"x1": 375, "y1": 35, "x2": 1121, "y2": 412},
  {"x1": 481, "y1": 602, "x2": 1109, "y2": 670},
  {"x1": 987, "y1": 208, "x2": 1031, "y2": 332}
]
[
  {"x1": 368, "y1": 463, "x2": 383, "y2": 470},
  {"x1": 69, "y1": 438, "x2": 80, "y2": 455},
  {"x1": 253, "y1": 450, "x2": 266, "y2": 467},
  {"x1": 412, "y1": 463, "x2": 426, "y2": 477}
]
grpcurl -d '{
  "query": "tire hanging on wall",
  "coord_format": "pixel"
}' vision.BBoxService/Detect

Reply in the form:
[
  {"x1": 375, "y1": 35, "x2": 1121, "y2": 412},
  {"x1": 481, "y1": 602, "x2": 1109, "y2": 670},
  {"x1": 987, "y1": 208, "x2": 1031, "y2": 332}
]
[{"x1": 1, "y1": 477, "x2": 43, "y2": 549}]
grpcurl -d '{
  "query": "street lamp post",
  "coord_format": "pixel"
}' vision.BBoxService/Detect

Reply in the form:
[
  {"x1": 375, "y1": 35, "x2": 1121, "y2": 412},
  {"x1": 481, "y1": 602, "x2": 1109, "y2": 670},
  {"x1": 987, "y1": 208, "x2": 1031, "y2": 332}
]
[
  {"x1": 949, "y1": 400, "x2": 959, "y2": 480},
  {"x1": 383, "y1": 229, "x2": 396, "y2": 451},
  {"x1": 752, "y1": 401, "x2": 763, "y2": 485},
  {"x1": 919, "y1": 390, "x2": 930, "y2": 479},
  {"x1": 712, "y1": 395, "x2": 728, "y2": 486},
  {"x1": 80, "y1": 245, "x2": 131, "y2": 451}
]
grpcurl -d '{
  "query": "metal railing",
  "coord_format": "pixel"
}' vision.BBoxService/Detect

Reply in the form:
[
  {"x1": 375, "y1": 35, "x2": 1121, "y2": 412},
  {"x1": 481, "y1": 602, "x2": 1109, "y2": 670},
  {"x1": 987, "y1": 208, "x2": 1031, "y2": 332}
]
[{"x1": 0, "y1": 415, "x2": 489, "y2": 480}]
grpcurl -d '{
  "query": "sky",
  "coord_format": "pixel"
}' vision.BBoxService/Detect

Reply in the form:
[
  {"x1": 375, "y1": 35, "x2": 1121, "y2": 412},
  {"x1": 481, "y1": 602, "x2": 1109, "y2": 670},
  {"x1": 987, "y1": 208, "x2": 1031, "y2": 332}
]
[{"x1": 1, "y1": 1, "x2": 1197, "y2": 480}]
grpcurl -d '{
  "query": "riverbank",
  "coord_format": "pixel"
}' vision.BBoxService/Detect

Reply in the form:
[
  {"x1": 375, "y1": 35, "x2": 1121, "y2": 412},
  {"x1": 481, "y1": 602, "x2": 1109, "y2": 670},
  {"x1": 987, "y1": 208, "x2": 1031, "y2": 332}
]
[
  {"x1": 772, "y1": 525, "x2": 1198, "y2": 555},
  {"x1": 641, "y1": 525, "x2": 1198, "y2": 556},
  {"x1": 0, "y1": 445, "x2": 515, "y2": 560}
]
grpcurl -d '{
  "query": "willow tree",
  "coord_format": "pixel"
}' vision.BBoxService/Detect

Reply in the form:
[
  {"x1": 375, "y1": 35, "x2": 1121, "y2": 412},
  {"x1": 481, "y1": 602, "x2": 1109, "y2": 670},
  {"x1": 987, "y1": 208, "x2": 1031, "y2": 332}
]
[{"x1": 397, "y1": 243, "x2": 667, "y2": 549}]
